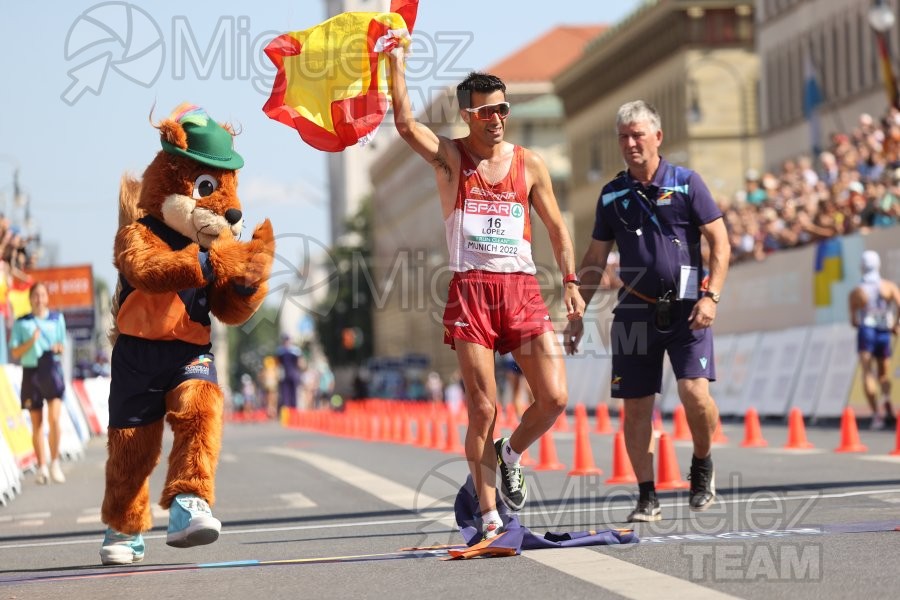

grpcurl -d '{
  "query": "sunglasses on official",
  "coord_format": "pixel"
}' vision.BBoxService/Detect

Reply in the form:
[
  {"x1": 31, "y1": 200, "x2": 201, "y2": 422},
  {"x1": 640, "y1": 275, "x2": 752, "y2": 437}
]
[{"x1": 464, "y1": 102, "x2": 511, "y2": 120}]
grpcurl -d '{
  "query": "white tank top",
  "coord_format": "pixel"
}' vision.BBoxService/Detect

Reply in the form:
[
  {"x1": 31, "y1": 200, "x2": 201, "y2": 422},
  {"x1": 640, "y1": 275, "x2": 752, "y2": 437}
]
[{"x1": 859, "y1": 275, "x2": 895, "y2": 330}]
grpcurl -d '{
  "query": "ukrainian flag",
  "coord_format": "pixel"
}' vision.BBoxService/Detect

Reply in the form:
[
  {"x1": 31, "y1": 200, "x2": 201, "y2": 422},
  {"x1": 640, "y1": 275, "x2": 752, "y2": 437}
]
[{"x1": 813, "y1": 238, "x2": 843, "y2": 306}]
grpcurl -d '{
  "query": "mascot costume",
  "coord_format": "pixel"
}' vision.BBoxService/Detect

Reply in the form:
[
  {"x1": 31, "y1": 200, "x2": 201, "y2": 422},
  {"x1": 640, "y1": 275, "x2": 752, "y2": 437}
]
[{"x1": 100, "y1": 104, "x2": 274, "y2": 565}]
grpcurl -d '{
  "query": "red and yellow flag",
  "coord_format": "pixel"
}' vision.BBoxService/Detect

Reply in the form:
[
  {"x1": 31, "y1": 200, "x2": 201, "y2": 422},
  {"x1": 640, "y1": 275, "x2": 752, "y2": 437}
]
[{"x1": 263, "y1": 1, "x2": 419, "y2": 152}]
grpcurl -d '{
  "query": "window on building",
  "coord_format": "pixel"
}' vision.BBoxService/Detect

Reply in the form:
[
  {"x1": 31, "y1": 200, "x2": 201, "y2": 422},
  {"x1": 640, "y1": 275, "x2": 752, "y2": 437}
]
[
  {"x1": 860, "y1": 9, "x2": 871, "y2": 89},
  {"x1": 847, "y1": 17, "x2": 857, "y2": 94},
  {"x1": 779, "y1": 44, "x2": 790, "y2": 127},
  {"x1": 588, "y1": 138, "x2": 602, "y2": 183},
  {"x1": 522, "y1": 122, "x2": 534, "y2": 148}
]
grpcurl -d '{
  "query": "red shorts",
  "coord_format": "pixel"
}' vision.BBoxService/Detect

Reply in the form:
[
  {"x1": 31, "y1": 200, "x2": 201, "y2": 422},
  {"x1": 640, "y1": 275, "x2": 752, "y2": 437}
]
[{"x1": 443, "y1": 271, "x2": 554, "y2": 355}]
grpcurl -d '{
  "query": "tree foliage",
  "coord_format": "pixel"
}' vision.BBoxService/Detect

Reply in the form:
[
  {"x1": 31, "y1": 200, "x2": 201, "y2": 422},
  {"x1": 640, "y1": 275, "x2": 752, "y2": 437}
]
[{"x1": 315, "y1": 198, "x2": 374, "y2": 367}]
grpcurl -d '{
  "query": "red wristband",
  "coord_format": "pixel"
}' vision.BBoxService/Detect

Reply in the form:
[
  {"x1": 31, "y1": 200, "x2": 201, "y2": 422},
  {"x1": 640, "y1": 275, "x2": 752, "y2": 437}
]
[{"x1": 563, "y1": 273, "x2": 581, "y2": 286}]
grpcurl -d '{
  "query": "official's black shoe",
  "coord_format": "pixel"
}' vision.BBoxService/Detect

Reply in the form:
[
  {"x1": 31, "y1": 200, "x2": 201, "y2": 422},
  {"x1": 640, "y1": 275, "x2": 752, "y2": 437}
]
[
  {"x1": 626, "y1": 496, "x2": 661, "y2": 522},
  {"x1": 494, "y1": 438, "x2": 527, "y2": 511},
  {"x1": 688, "y1": 462, "x2": 716, "y2": 511}
]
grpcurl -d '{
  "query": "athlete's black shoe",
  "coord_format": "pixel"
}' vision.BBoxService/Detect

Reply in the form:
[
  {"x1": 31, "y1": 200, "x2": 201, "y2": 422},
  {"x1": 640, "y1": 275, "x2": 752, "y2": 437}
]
[
  {"x1": 494, "y1": 438, "x2": 527, "y2": 511},
  {"x1": 688, "y1": 462, "x2": 716, "y2": 511},
  {"x1": 626, "y1": 496, "x2": 661, "y2": 522}
]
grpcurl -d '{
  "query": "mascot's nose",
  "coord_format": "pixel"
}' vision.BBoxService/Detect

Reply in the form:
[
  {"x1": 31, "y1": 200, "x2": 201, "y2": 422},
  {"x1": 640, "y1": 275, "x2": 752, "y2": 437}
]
[{"x1": 224, "y1": 208, "x2": 242, "y2": 225}]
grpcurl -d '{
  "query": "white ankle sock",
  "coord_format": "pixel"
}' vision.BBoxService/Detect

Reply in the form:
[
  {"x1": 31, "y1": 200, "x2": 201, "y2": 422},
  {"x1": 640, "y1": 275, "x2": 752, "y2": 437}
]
[
  {"x1": 500, "y1": 440, "x2": 521, "y2": 465},
  {"x1": 482, "y1": 509, "x2": 501, "y2": 525}
]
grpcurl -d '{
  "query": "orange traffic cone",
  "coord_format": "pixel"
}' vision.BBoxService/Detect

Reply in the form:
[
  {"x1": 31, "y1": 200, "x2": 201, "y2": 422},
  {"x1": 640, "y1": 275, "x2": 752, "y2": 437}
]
[
  {"x1": 430, "y1": 414, "x2": 445, "y2": 450},
  {"x1": 594, "y1": 403, "x2": 613, "y2": 434},
  {"x1": 740, "y1": 407, "x2": 768, "y2": 447},
  {"x1": 534, "y1": 431, "x2": 566, "y2": 471},
  {"x1": 618, "y1": 404, "x2": 626, "y2": 431},
  {"x1": 416, "y1": 414, "x2": 432, "y2": 447},
  {"x1": 834, "y1": 407, "x2": 868, "y2": 453},
  {"x1": 605, "y1": 430, "x2": 637, "y2": 484},
  {"x1": 712, "y1": 417, "x2": 728, "y2": 444},
  {"x1": 672, "y1": 404, "x2": 692, "y2": 441},
  {"x1": 520, "y1": 446, "x2": 537, "y2": 466},
  {"x1": 444, "y1": 412, "x2": 464, "y2": 454},
  {"x1": 652, "y1": 408, "x2": 665, "y2": 435},
  {"x1": 891, "y1": 419, "x2": 900, "y2": 456},
  {"x1": 506, "y1": 403, "x2": 520, "y2": 429},
  {"x1": 553, "y1": 410, "x2": 570, "y2": 432},
  {"x1": 568, "y1": 404, "x2": 602, "y2": 476},
  {"x1": 402, "y1": 413, "x2": 417, "y2": 444},
  {"x1": 784, "y1": 407, "x2": 814, "y2": 449},
  {"x1": 656, "y1": 432, "x2": 689, "y2": 490}
]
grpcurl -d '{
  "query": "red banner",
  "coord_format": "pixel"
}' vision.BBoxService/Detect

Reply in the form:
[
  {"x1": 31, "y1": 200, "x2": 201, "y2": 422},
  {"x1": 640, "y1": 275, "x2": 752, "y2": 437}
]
[{"x1": 27, "y1": 264, "x2": 95, "y2": 311}]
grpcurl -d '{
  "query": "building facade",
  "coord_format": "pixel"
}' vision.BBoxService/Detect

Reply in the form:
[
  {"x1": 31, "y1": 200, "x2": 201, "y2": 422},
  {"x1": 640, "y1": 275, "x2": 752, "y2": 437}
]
[
  {"x1": 757, "y1": 0, "x2": 900, "y2": 169},
  {"x1": 555, "y1": 0, "x2": 761, "y2": 255}
]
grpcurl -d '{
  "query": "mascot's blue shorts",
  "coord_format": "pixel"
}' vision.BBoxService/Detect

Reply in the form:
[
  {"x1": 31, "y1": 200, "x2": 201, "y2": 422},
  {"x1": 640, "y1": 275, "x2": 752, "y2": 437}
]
[{"x1": 108, "y1": 334, "x2": 217, "y2": 428}]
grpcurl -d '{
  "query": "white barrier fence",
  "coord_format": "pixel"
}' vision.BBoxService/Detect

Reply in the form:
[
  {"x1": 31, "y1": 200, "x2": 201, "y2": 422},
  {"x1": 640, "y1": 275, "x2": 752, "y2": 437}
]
[
  {"x1": 564, "y1": 322, "x2": 861, "y2": 421},
  {"x1": 0, "y1": 371, "x2": 111, "y2": 506}
]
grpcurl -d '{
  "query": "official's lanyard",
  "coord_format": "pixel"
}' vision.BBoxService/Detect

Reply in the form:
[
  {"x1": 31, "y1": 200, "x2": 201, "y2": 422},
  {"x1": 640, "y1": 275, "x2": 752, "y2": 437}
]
[
  {"x1": 631, "y1": 188, "x2": 680, "y2": 247},
  {"x1": 616, "y1": 185, "x2": 688, "y2": 299}
]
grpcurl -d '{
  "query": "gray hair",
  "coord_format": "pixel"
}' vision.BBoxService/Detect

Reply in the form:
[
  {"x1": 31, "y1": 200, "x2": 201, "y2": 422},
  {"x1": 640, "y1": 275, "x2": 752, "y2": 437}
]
[{"x1": 616, "y1": 100, "x2": 661, "y2": 133}]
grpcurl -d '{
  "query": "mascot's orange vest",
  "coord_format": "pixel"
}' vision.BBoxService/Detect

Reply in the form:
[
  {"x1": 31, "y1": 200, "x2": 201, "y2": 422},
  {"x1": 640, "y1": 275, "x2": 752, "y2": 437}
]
[{"x1": 115, "y1": 216, "x2": 212, "y2": 346}]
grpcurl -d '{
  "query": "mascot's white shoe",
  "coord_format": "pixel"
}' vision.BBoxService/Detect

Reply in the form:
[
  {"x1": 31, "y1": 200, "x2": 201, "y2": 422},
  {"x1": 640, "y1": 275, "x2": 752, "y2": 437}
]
[
  {"x1": 100, "y1": 529, "x2": 145, "y2": 565},
  {"x1": 166, "y1": 493, "x2": 221, "y2": 548}
]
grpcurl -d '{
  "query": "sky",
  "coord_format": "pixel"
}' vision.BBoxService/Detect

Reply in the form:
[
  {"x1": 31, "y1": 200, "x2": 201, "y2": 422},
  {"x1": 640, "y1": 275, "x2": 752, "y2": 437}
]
[{"x1": 0, "y1": 0, "x2": 644, "y2": 297}]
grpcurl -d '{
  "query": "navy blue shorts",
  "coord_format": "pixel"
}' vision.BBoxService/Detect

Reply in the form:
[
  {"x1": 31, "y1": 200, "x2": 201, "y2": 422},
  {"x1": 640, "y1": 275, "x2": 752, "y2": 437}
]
[
  {"x1": 108, "y1": 334, "x2": 217, "y2": 428},
  {"x1": 610, "y1": 302, "x2": 715, "y2": 399},
  {"x1": 857, "y1": 326, "x2": 892, "y2": 358},
  {"x1": 20, "y1": 367, "x2": 60, "y2": 411}
]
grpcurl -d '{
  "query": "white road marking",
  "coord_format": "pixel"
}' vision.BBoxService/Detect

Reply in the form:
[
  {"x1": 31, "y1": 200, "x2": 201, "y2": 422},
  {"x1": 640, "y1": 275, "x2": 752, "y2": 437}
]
[
  {"x1": 525, "y1": 548, "x2": 741, "y2": 600},
  {"x1": 0, "y1": 511, "x2": 50, "y2": 527},
  {"x1": 857, "y1": 454, "x2": 900, "y2": 463},
  {"x1": 278, "y1": 492, "x2": 316, "y2": 509},
  {"x1": 76, "y1": 514, "x2": 101, "y2": 524},
  {"x1": 263, "y1": 446, "x2": 450, "y2": 513},
  {"x1": 757, "y1": 448, "x2": 826, "y2": 455}
]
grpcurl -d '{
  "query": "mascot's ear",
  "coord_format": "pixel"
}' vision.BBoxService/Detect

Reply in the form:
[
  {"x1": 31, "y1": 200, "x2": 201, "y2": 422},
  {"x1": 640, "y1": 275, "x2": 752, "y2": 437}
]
[
  {"x1": 158, "y1": 119, "x2": 189, "y2": 150},
  {"x1": 221, "y1": 122, "x2": 241, "y2": 137}
]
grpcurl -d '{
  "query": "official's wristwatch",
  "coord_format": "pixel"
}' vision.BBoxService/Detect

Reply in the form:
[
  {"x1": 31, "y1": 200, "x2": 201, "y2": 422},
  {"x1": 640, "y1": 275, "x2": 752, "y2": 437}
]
[{"x1": 703, "y1": 290, "x2": 721, "y2": 303}]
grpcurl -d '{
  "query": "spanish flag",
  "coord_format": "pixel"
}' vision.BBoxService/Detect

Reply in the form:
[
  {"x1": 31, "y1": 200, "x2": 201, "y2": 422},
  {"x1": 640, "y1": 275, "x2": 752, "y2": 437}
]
[{"x1": 263, "y1": 1, "x2": 419, "y2": 152}]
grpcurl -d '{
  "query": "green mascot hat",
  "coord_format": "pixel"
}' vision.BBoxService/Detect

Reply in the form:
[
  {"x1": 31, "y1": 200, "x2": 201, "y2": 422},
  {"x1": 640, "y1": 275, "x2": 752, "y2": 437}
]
[{"x1": 160, "y1": 103, "x2": 244, "y2": 170}]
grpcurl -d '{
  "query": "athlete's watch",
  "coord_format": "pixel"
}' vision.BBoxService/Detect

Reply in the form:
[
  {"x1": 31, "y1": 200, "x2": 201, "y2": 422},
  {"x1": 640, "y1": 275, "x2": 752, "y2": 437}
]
[
  {"x1": 703, "y1": 290, "x2": 721, "y2": 303},
  {"x1": 563, "y1": 273, "x2": 581, "y2": 286}
]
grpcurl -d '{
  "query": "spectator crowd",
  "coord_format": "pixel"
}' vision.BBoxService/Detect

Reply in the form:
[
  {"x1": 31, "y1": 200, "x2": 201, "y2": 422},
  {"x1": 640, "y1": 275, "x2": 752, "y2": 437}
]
[{"x1": 722, "y1": 108, "x2": 900, "y2": 263}]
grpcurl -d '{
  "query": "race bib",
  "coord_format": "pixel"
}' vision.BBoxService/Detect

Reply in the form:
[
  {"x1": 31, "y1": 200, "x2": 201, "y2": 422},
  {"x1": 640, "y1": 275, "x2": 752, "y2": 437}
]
[{"x1": 462, "y1": 199, "x2": 525, "y2": 256}]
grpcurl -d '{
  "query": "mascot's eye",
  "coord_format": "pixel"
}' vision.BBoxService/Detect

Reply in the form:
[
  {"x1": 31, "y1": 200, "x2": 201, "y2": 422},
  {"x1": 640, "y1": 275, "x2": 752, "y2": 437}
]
[{"x1": 192, "y1": 174, "x2": 219, "y2": 199}]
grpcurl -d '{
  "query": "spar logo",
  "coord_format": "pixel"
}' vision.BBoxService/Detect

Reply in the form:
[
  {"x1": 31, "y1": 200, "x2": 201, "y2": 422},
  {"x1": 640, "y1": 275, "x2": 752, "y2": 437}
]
[{"x1": 464, "y1": 200, "x2": 524, "y2": 218}]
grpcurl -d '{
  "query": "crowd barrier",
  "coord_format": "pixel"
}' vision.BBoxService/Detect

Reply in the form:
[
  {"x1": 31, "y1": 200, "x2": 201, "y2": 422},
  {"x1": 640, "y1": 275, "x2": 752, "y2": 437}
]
[
  {"x1": 0, "y1": 370, "x2": 111, "y2": 506},
  {"x1": 563, "y1": 321, "x2": 896, "y2": 422}
]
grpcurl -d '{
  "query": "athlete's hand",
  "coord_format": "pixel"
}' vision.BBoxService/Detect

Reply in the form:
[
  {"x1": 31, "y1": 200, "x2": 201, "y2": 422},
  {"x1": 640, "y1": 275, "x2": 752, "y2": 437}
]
[
  {"x1": 563, "y1": 319, "x2": 583, "y2": 355},
  {"x1": 689, "y1": 297, "x2": 717, "y2": 330},
  {"x1": 564, "y1": 284, "x2": 585, "y2": 321}
]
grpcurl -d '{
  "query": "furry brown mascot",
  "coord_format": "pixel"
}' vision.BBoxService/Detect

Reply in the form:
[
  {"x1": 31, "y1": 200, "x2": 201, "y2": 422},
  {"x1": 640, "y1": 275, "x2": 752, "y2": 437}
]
[{"x1": 100, "y1": 103, "x2": 274, "y2": 565}]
